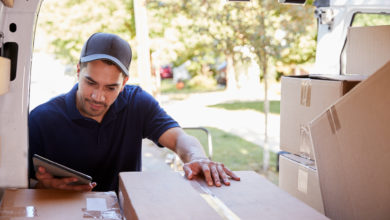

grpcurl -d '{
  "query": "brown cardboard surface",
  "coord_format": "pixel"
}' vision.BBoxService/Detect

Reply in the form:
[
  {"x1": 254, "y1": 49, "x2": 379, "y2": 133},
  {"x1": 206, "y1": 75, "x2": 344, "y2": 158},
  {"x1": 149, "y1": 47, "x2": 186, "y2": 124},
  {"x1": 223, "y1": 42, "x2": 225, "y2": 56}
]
[
  {"x1": 119, "y1": 171, "x2": 327, "y2": 220},
  {"x1": 279, "y1": 154, "x2": 324, "y2": 214},
  {"x1": 119, "y1": 171, "x2": 223, "y2": 220},
  {"x1": 280, "y1": 75, "x2": 362, "y2": 159},
  {"x1": 309, "y1": 61, "x2": 390, "y2": 220},
  {"x1": 0, "y1": 189, "x2": 121, "y2": 219},
  {"x1": 346, "y1": 25, "x2": 390, "y2": 75}
]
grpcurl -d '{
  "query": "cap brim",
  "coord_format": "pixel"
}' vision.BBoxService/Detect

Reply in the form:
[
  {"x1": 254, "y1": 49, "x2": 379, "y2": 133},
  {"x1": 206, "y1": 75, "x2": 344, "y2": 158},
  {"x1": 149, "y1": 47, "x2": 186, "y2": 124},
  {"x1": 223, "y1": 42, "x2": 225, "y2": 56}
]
[{"x1": 80, "y1": 54, "x2": 129, "y2": 76}]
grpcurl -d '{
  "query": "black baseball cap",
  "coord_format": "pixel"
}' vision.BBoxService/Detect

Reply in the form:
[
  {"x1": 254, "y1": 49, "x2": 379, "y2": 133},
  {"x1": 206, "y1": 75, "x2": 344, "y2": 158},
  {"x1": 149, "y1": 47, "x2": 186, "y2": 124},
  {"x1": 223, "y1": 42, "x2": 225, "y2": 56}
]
[{"x1": 80, "y1": 33, "x2": 132, "y2": 76}]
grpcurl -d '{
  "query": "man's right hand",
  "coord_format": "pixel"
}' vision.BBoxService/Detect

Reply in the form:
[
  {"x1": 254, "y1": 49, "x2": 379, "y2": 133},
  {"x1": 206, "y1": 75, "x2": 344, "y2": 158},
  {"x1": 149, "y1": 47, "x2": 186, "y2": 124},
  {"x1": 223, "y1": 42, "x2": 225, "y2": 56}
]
[{"x1": 35, "y1": 166, "x2": 96, "y2": 191}]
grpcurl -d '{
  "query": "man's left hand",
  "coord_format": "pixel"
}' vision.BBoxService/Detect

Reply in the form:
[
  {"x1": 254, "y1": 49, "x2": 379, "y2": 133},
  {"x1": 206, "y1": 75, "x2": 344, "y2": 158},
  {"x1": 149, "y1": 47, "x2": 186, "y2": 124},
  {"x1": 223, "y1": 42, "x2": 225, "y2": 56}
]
[{"x1": 183, "y1": 158, "x2": 240, "y2": 187}]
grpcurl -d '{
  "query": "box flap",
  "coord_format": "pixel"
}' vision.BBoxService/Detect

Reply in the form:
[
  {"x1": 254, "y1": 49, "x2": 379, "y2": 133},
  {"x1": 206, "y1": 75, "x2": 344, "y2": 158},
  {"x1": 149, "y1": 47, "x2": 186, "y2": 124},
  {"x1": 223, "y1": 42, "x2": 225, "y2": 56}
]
[
  {"x1": 346, "y1": 25, "x2": 390, "y2": 75},
  {"x1": 310, "y1": 61, "x2": 390, "y2": 219},
  {"x1": 308, "y1": 74, "x2": 368, "y2": 82},
  {"x1": 285, "y1": 74, "x2": 367, "y2": 82}
]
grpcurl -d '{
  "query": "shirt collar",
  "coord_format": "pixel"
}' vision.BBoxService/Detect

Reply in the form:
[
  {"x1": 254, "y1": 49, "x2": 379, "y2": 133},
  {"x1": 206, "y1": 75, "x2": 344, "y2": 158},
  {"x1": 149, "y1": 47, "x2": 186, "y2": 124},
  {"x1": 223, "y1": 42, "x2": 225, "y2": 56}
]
[{"x1": 65, "y1": 83, "x2": 127, "y2": 123}]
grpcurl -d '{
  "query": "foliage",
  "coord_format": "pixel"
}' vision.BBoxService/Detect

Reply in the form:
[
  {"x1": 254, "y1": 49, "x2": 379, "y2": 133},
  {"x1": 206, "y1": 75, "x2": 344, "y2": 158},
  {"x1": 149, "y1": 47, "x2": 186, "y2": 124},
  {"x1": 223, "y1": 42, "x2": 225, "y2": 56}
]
[
  {"x1": 146, "y1": 0, "x2": 316, "y2": 83},
  {"x1": 208, "y1": 100, "x2": 280, "y2": 114},
  {"x1": 37, "y1": 0, "x2": 317, "y2": 82},
  {"x1": 352, "y1": 13, "x2": 390, "y2": 27},
  {"x1": 237, "y1": 1, "x2": 316, "y2": 80},
  {"x1": 37, "y1": 0, "x2": 135, "y2": 65}
]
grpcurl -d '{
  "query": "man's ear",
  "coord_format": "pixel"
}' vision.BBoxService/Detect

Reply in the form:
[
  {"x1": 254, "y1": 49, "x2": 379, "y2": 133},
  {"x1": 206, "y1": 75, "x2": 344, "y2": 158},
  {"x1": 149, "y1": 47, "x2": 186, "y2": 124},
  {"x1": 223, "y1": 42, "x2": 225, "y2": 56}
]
[
  {"x1": 121, "y1": 76, "x2": 129, "y2": 92},
  {"x1": 76, "y1": 63, "x2": 81, "y2": 78}
]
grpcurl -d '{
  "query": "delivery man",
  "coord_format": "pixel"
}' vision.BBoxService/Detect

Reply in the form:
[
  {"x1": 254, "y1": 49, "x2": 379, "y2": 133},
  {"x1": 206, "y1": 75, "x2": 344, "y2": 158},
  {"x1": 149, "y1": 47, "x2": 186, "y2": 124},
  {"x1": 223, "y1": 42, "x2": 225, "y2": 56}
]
[{"x1": 28, "y1": 32, "x2": 240, "y2": 192}]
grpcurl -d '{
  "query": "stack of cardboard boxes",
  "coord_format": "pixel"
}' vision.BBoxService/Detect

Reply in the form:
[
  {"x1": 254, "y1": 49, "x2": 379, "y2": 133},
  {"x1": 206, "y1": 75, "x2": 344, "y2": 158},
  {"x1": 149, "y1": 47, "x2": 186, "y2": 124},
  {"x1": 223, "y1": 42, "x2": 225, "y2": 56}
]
[
  {"x1": 280, "y1": 25, "x2": 390, "y2": 219},
  {"x1": 279, "y1": 74, "x2": 364, "y2": 214}
]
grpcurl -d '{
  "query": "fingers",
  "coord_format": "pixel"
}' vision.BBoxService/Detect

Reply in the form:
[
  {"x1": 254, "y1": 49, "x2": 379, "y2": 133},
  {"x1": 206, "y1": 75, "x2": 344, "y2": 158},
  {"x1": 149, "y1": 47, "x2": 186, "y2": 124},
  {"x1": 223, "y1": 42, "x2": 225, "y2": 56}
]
[
  {"x1": 217, "y1": 164, "x2": 230, "y2": 186},
  {"x1": 183, "y1": 164, "x2": 194, "y2": 180},
  {"x1": 36, "y1": 166, "x2": 53, "y2": 181},
  {"x1": 210, "y1": 164, "x2": 221, "y2": 187},
  {"x1": 223, "y1": 166, "x2": 241, "y2": 181},
  {"x1": 35, "y1": 168, "x2": 96, "y2": 192},
  {"x1": 201, "y1": 163, "x2": 213, "y2": 186},
  {"x1": 63, "y1": 182, "x2": 96, "y2": 192},
  {"x1": 183, "y1": 160, "x2": 240, "y2": 187},
  {"x1": 46, "y1": 178, "x2": 95, "y2": 192}
]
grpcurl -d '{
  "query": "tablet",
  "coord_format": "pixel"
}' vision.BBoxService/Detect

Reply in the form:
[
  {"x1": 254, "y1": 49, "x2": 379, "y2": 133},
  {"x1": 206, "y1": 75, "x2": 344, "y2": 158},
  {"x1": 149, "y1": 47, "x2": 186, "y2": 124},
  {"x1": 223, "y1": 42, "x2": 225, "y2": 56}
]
[{"x1": 33, "y1": 154, "x2": 92, "y2": 185}]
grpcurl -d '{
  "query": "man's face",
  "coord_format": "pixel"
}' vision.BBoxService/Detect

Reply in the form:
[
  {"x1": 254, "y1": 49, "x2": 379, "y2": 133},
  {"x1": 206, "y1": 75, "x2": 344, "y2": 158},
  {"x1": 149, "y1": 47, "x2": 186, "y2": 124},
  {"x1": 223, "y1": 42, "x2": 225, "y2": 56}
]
[{"x1": 76, "y1": 60, "x2": 128, "y2": 122}]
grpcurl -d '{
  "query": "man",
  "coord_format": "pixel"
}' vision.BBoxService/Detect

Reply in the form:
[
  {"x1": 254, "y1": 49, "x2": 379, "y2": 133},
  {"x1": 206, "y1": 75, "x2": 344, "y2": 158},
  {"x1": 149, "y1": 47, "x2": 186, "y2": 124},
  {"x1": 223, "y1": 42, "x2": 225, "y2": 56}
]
[{"x1": 29, "y1": 32, "x2": 240, "y2": 192}]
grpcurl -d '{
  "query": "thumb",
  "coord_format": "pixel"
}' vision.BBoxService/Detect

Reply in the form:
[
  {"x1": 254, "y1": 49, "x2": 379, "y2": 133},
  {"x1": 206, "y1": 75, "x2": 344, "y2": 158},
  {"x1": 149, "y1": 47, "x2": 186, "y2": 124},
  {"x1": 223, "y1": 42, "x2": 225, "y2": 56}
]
[{"x1": 183, "y1": 165, "x2": 193, "y2": 180}]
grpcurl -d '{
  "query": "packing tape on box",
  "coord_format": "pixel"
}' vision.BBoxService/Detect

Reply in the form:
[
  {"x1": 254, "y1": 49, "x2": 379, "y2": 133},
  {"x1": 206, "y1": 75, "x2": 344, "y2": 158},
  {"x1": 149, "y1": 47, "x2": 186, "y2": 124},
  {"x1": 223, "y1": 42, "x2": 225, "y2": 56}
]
[
  {"x1": 82, "y1": 192, "x2": 122, "y2": 219},
  {"x1": 299, "y1": 124, "x2": 312, "y2": 159},
  {"x1": 0, "y1": 206, "x2": 37, "y2": 218},
  {"x1": 300, "y1": 80, "x2": 312, "y2": 107},
  {"x1": 189, "y1": 178, "x2": 241, "y2": 220},
  {"x1": 297, "y1": 169, "x2": 309, "y2": 194},
  {"x1": 326, "y1": 106, "x2": 341, "y2": 134}
]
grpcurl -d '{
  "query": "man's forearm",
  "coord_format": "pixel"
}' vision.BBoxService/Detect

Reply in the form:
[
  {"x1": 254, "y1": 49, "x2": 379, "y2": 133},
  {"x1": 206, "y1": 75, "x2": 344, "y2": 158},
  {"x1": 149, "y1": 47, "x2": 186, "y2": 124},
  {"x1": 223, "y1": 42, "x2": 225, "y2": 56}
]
[{"x1": 175, "y1": 133, "x2": 208, "y2": 163}]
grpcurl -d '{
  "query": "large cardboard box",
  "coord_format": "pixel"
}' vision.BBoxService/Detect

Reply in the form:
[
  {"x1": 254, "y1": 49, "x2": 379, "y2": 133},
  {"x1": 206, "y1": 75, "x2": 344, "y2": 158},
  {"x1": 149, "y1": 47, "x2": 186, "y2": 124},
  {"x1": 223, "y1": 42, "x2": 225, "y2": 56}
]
[
  {"x1": 346, "y1": 25, "x2": 390, "y2": 75},
  {"x1": 0, "y1": 189, "x2": 122, "y2": 219},
  {"x1": 279, "y1": 153, "x2": 324, "y2": 214},
  {"x1": 309, "y1": 61, "x2": 390, "y2": 220},
  {"x1": 119, "y1": 171, "x2": 327, "y2": 220},
  {"x1": 280, "y1": 75, "x2": 364, "y2": 159}
]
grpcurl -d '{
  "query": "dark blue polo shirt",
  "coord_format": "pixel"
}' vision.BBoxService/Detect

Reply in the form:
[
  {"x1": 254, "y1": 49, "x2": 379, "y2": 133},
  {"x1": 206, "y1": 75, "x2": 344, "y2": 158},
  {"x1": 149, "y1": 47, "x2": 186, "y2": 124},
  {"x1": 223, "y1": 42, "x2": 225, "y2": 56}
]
[{"x1": 28, "y1": 84, "x2": 179, "y2": 191}]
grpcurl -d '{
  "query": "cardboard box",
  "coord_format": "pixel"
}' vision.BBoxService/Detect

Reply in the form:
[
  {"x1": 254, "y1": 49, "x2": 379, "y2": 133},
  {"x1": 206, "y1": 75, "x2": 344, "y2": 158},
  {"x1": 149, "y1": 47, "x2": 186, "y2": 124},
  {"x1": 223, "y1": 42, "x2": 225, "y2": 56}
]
[
  {"x1": 280, "y1": 75, "x2": 364, "y2": 159},
  {"x1": 0, "y1": 189, "x2": 122, "y2": 219},
  {"x1": 346, "y1": 25, "x2": 390, "y2": 75},
  {"x1": 309, "y1": 61, "x2": 390, "y2": 220},
  {"x1": 279, "y1": 153, "x2": 324, "y2": 214},
  {"x1": 119, "y1": 171, "x2": 327, "y2": 220}
]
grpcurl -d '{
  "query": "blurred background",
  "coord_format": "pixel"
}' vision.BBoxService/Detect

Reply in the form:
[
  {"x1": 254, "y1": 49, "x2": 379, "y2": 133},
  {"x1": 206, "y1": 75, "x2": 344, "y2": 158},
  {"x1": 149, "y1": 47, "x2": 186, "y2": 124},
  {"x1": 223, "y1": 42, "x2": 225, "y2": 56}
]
[{"x1": 30, "y1": 0, "x2": 317, "y2": 184}]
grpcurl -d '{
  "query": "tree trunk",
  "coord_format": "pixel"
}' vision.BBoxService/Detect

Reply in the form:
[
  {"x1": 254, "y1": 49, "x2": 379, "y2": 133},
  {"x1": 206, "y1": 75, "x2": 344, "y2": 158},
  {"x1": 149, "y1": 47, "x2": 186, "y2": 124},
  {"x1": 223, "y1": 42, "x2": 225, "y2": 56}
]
[
  {"x1": 261, "y1": 57, "x2": 270, "y2": 173},
  {"x1": 134, "y1": 0, "x2": 153, "y2": 94},
  {"x1": 226, "y1": 53, "x2": 237, "y2": 90}
]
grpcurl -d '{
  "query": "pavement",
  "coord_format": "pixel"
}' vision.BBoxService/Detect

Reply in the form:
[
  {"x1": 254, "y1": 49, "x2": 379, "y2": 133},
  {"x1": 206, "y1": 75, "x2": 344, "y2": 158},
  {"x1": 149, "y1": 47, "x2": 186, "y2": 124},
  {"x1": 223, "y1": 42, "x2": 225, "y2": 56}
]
[{"x1": 142, "y1": 86, "x2": 281, "y2": 171}]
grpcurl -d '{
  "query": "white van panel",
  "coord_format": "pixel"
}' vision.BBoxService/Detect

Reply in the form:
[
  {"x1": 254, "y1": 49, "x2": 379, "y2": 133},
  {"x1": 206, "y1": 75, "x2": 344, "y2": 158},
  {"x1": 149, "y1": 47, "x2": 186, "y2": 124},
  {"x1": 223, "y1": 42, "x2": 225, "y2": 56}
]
[
  {"x1": 314, "y1": 5, "x2": 390, "y2": 75},
  {"x1": 0, "y1": 0, "x2": 41, "y2": 188}
]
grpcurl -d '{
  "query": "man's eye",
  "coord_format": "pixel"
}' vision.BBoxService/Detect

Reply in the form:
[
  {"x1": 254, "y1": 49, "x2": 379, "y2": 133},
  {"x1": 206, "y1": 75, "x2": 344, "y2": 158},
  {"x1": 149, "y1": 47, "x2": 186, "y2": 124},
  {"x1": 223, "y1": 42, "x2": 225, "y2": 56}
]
[
  {"x1": 86, "y1": 80, "x2": 95, "y2": 85},
  {"x1": 108, "y1": 87, "x2": 116, "y2": 91}
]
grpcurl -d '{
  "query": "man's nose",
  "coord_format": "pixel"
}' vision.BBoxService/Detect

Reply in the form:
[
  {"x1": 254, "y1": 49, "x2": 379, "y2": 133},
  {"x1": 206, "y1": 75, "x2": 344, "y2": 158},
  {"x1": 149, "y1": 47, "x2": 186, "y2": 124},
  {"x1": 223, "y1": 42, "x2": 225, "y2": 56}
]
[{"x1": 91, "y1": 89, "x2": 105, "y2": 102}]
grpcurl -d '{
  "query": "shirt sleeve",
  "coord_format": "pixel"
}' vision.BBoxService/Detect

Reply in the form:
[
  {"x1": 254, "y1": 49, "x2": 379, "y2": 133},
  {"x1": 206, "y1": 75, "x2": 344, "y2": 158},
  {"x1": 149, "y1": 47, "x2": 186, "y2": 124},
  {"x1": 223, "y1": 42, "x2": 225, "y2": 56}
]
[{"x1": 136, "y1": 89, "x2": 179, "y2": 147}]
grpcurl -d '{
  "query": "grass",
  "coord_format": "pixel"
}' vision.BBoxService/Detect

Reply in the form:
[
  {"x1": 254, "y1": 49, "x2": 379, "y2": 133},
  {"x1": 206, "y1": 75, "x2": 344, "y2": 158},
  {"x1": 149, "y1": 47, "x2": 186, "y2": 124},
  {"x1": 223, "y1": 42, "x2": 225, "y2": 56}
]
[
  {"x1": 208, "y1": 100, "x2": 280, "y2": 114},
  {"x1": 184, "y1": 127, "x2": 278, "y2": 184}
]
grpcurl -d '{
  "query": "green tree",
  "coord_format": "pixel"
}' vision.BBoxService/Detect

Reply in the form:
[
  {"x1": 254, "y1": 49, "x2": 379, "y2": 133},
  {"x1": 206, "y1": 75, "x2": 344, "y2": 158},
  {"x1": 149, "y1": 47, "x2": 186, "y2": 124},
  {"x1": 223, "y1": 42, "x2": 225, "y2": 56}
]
[
  {"x1": 147, "y1": 0, "x2": 249, "y2": 89},
  {"x1": 37, "y1": 0, "x2": 135, "y2": 66},
  {"x1": 146, "y1": 0, "x2": 316, "y2": 88}
]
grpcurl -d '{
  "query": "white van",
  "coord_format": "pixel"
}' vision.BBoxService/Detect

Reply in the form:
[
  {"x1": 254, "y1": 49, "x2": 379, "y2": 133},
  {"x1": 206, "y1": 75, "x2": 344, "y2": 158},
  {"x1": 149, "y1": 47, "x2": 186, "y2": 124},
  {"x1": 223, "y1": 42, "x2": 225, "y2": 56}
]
[{"x1": 0, "y1": 0, "x2": 389, "y2": 218}]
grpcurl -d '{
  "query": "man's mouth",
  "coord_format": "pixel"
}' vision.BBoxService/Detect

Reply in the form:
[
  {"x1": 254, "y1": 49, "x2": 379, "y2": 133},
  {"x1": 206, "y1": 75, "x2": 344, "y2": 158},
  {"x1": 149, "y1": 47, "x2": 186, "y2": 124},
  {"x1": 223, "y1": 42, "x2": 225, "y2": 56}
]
[{"x1": 86, "y1": 99, "x2": 106, "y2": 111}]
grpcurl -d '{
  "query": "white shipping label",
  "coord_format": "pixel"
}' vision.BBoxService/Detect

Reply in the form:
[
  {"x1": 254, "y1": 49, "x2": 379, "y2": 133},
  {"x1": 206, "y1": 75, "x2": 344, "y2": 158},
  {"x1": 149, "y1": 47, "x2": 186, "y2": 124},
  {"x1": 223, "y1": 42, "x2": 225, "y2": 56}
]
[
  {"x1": 298, "y1": 169, "x2": 308, "y2": 194},
  {"x1": 86, "y1": 198, "x2": 107, "y2": 211}
]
